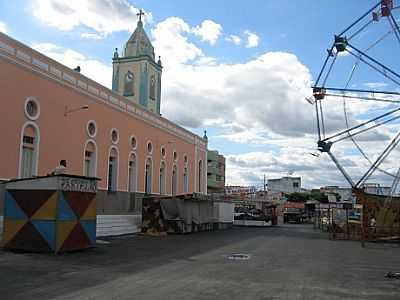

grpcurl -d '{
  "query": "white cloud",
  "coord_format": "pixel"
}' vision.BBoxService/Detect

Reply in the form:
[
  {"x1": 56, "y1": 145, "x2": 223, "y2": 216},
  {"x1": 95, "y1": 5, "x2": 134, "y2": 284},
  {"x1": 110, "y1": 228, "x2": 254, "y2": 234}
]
[
  {"x1": 31, "y1": 0, "x2": 147, "y2": 36},
  {"x1": 32, "y1": 43, "x2": 112, "y2": 88},
  {"x1": 148, "y1": 17, "x2": 398, "y2": 188},
  {"x1": 363, "y1": 82, "x2": 389, "y2": 89},
  {"x1": 160, "y1": 51, "x2": 315, "y2": 137},
  {"x1": 28, "y1": 14, "x2": 398, "y2": 189},
  {"x1": 81, "y1": 32, "x2": 104, "y2": 40},
  {"x1": 192, "y1": 20, "x2": 222, "y2": 45},
  {"x1": 244, "y1": 30, "x2": 259, "y2": 48},
  {"x1": 0, "y1": 21, "x2": 7, "y2": 34},
  {"x1": 226, "y1": 34, "x2": 241, "y2": 45},
  {"x1": 151, "y1": 17, "x2": 204, "y2": 66}
]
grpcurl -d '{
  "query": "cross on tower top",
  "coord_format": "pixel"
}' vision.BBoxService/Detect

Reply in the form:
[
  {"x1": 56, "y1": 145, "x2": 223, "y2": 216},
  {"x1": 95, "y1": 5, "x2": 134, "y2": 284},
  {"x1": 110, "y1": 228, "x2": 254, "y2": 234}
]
[{"x1": 137, "y1": 9, "x2": 145, "y2": 23}]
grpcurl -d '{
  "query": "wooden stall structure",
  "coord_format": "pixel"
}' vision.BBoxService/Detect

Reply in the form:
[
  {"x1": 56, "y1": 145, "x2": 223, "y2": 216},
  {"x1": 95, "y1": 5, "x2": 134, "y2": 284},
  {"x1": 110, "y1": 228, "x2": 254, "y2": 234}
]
[
  {"x1": 2, "y1": 175, "x2": 98, "y2": 253},
  {"x1": 354, "y1": 189, "x2": 400, "y2": 246},
  {"x1": 141, "y1": 193, "x2": 234, "y2": 235}
]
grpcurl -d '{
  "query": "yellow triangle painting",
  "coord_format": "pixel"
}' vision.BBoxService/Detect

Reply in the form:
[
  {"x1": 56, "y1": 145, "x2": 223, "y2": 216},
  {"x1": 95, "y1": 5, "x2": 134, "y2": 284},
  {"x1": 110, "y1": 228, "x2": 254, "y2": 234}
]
[
  {"x1": 80, "y1": 199, "x2": 96, "y2": 220},
  {"x1": 31, "y1": 192, "x2": 57, "y2": 220},
  {"x1": 56, "y1": 220, "x2": 77, "y2": 251},
  {"x1": 2, "y1": 219, "x2": 27, "y2": 246}
]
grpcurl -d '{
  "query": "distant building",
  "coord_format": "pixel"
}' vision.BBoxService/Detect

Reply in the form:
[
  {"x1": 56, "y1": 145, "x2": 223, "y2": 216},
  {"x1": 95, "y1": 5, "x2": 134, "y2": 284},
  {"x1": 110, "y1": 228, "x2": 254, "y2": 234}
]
[
  {"x1": 320, "y1": 186, "x2": 354, "y2": 203},
  {"x1": 268, "y1": 177, "x2": 301, "y2": 194},
  {"x1": 362, "y1": 183, "x2": 391, "y2": 196},
  {"x1": 207, "y1": 150, "x2": 225, "y2": 194},
  {"x1": 225, "y1": 186, "x2": 256, "y2": 198},
  {"x1": 266, "y1": 191, "x2": 284, "y2": 202}
]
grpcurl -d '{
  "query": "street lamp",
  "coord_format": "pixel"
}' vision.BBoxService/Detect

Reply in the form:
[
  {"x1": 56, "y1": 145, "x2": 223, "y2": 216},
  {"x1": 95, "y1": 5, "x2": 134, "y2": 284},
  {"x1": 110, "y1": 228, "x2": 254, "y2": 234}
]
[{"x1": 64, "y1": 105, "x2": 89, "y2": 116}]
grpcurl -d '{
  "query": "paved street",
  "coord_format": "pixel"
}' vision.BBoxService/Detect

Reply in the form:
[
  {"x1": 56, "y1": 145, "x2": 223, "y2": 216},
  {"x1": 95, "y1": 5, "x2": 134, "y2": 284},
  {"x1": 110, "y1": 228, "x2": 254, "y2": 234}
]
[{"x1": 1, "y1": 224, "x2": 399, "y2": 300}]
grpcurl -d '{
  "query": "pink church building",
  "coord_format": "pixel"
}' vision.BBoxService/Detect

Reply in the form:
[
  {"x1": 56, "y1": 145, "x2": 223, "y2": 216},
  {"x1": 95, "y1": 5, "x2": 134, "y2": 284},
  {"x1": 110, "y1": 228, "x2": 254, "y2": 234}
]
[{"x1": 0, "y1": 19, "x2": 208, "y2": 214}]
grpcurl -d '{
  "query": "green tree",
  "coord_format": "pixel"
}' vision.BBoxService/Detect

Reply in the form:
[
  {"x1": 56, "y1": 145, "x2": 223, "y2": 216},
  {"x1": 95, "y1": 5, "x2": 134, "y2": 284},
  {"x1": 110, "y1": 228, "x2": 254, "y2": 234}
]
[
  {"x1": 309, "y1": 191, "x2": 329, "y2": 203},
  {"x1": 286, "y1": 192, "x2": 309, "y2": 202}
]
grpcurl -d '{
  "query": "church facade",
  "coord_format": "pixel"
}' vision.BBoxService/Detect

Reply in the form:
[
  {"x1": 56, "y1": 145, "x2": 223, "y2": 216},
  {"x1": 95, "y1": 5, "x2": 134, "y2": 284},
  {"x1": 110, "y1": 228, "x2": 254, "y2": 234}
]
[{"x1": 0, "y1": 20, "x2": 207, "y2": 213}]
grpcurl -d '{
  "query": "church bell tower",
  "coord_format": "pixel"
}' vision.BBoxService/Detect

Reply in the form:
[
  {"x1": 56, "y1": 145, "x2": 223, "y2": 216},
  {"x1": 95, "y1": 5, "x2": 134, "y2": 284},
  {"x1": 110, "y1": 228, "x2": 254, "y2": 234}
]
[{"x1": 112, "y1": 10, "x2": 162, "y2": 114}]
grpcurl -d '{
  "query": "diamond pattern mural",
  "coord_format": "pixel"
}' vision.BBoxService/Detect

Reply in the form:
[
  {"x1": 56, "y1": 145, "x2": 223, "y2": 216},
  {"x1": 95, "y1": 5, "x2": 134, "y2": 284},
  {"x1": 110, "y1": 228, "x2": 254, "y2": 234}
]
[{"x1": 2, "y1": 190, "x2": 96, "y2": 253}]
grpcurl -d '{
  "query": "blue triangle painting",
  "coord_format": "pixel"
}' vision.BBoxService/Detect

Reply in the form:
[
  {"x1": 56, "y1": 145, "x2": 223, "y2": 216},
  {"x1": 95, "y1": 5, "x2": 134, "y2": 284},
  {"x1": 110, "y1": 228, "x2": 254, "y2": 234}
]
[
  {"x1": 57, "y1": 193, "x2": 77, "y2": 221},
  {"x1": 80, "y1": 220, "x2": 96, "y2": 245},
  {"x1": 32, "y1": 220, "x2": 56, "y2": 250},
  {"x1": 4, "y1": 191, "x2": 27, "y2": 220}
]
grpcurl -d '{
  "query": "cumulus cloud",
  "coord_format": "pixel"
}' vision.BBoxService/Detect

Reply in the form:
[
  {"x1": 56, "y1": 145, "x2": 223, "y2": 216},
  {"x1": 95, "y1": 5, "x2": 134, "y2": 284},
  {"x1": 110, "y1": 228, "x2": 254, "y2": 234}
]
[
  {"x1": 224, "y1": 135, "x2": 400, "y2": 188},
  {"x1": 151, "y1": 17, "x2": 204, "y2": 66},
  {"x1": 31, "y1": 0, "x2": 147, "y2": 36},
  {"x1": 32, "y1": 43, "x2": 112, "y2": 88},
  {"x1": 244, "y1": 30, "x2": 259, "y2": 48},
  {"x1": 192, "y1": 20, "x2": 222, "y2": 45},
  {"x1": 80, "y1": 32, "x2": 104, "y2": 40},
  {"x1": 363, "y1": 82, "x2": 389, "y2": 89},
  {"x1": 28, "y1": 12, "x2": 398, "y2": 189},
  {"x1": 0, "y1": 21, "x2": 7, "y2": 34},
  {"x1": 160, "y1": 51, "x2": 316, "y2": 137},
  {"x1": 226, "y1": 34, "x2": 241, "y2": 45},
  {"x1": 225, "y1": 147, "x2": 347, "y2": 187}
]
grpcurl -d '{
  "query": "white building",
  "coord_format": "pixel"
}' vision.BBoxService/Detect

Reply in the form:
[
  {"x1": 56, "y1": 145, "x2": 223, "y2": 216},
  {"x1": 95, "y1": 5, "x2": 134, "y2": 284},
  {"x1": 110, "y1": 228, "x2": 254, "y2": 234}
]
[
  {"x1": 320, "y1": 186, "x2": 354, "y2": 202},
  {"x1": 268, "y1": 177, "x2": 301, "y2": 194},
  {"x1": 362, "y1": 183, "x2": 392, "y2": 196},
  {"x1": 225, "y1": 186, "x2": 257, "y2": 198}
]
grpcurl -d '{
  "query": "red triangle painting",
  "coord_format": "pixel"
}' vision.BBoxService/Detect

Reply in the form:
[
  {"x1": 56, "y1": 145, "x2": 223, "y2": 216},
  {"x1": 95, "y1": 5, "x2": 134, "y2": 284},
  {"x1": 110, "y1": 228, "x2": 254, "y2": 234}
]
[
  {"x1": 9, "y1": 190, "x2": 56, "y2": 218},
  {"x1": 63, "y1": 191, "x2": 95, "y2": 218},
  {"x1": 60, "y1": 222, "x2": 91, "y2": 251}
]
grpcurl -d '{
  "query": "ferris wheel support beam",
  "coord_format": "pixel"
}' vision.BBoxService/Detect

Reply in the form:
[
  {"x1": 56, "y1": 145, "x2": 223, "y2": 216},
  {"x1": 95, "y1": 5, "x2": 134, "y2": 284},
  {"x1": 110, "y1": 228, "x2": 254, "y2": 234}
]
[
  {"x1": 333, "y1": 114, "x2": 400, "y2": 144},
  {"x1": 346, "y1": 49, "x2": 400, "y2": 87},
  {"x1": 356, "y1": 130, "x2": 400, "y2": 187},
  {"x1": 315, "y1": 100, "x2": 322, "y2": 141},
  {"x1": 347, "y1": 43, "x2": 400, "y2": 81},
  {"x1": 314, "y1": 45, "x2": 335, "y2": 87},
  {"x1": 338, "y1": 2, "x2": 381, "y2": 37},
  {"x1": 311, "y1": 86, "x2": 400, "y2": 97},
  {"x1": 320, "y1": 106, "x2": 400, "y2": 143},
  {"x1": 327, "y1": 151, "x2": 355, "y2": 188}
]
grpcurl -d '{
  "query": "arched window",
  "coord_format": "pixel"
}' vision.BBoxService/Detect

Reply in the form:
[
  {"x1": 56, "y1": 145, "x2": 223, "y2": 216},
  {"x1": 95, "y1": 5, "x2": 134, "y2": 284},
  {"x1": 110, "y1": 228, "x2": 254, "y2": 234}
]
[
  {"x1": 123, "y1": 71, "x2": 134, "y2": 96},
  {"x1": 183, "y1": 167, "x2": 188, "y2": 193},
  {"x1": 149, "y1": 74, "x2": 156, "y2": 99},
  {"x1": 128, "y1": 153, "x2": 137, "y2": 192},
  {"x1": 172, "y1": 165, "x2": 177, "y2": 196},
  {"x1": 198, "y1": 160, "x2": 203, "y2": 193},
  {"x1": 159, "y1": 161, "x2": 166, "y2": 195},
  {"x1": 145, "y1": 157, "x2": 152, "y2": 194},
  {"x1": 19, "y1": 122, "x2": 40, "y2": 178},
  {"x1": 108, "y1": 147, "x2": 119, "y2": 192},
  {"x1": 83, "y1": 140, "x2": 97, "y2": 177}
]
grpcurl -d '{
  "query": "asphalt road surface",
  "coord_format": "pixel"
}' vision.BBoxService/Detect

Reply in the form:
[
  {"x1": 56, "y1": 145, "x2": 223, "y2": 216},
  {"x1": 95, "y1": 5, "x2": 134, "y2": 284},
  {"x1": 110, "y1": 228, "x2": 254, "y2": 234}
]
[{"x1": 1, "y1": 224, "x2": 399, "y2": 300}]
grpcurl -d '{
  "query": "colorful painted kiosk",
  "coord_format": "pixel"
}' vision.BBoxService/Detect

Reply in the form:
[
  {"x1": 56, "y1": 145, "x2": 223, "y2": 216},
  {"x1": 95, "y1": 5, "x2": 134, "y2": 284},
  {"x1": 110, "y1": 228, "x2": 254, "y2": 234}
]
[{"x1": 2, "y1": 174, "x2": 98, "y2": 253}]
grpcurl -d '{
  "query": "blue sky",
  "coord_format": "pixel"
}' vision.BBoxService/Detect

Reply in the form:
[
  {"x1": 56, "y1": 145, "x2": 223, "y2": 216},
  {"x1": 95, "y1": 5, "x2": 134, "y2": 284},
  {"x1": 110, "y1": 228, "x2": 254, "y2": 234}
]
[{"x1": 1, "y1": 0, "x2": 399, "y2": 188}]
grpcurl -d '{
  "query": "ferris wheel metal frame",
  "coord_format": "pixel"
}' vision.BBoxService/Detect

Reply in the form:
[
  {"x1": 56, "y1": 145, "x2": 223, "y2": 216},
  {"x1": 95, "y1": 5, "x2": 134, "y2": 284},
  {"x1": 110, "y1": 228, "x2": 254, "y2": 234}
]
[{"x1": 313, "y1": 0, "x2": 400, "y2": 191}]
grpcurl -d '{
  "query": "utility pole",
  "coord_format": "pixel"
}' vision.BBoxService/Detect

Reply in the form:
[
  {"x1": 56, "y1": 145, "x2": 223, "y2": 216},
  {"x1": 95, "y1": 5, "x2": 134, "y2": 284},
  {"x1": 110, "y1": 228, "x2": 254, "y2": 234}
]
[{"x1": 263, "y1": 174, "x2": 266, "y2": 201}]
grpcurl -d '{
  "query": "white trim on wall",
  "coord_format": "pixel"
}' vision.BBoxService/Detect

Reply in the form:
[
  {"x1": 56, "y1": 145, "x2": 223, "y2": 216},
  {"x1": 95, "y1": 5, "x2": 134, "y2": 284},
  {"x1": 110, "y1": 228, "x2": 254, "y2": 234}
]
[
  {"x1": 18, "y1": 121, "x2": 40, "y2": 178},
  {"x1": 86, "y1": 120, "x2": 97, "y2": 138},
  {"x1": 144, "y1": 155, "x2": 153, "y2": 194},
  {"x1": 146, "y1": 139, "x2": 153, "y2": 155},
  {"x1": 82, "y1": 139, "x2": 98, "y2": 177},
  {"x1": 110, "y1": 128, "x2": 120, "y2": 145},
  {"x1": 159, "y1": 160, "x2": 166, "y2": 195},
  {"x1": 129, "y1": 134, "x2": 137, "y2": 150},
  {"x1": 24, "y1": 96, "x2": 40, "y2": 121},
  {"x1": 106, "y1": 145, "x2": 119, "y2": 191},
  {"x1": 127, "y1": 151, "x2": 138, "y2": 192},
  {"x1": 172, "y1": 163, "x2": 178, "y2": 195}
]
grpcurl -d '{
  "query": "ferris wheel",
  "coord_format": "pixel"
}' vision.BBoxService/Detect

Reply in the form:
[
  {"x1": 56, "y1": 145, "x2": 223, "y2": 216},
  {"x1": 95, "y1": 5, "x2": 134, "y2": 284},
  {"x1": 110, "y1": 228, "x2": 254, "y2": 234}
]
[{"x1": 313, "y1": 0, "x2": 400, "y2": 193}]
